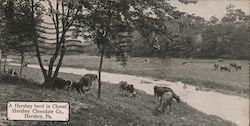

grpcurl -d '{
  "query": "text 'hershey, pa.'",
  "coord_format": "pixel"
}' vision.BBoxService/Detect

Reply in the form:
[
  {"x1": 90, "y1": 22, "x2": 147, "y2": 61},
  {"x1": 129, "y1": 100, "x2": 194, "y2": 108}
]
[{"x1": 7, "y1": 101, "x2": 69, "y2": 121}]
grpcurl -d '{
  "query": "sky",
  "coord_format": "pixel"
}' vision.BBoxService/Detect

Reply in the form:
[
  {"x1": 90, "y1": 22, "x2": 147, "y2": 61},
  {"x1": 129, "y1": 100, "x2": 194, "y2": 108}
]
[{"x1": 169, "y1": 0, "x2": 249, "y2": 20}]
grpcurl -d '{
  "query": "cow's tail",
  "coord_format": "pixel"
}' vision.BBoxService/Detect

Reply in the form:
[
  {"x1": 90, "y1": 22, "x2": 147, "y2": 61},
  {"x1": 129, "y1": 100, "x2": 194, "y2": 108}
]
[
  {"x1": 119, "y1": 81, "x2": 124, "y2": 92},
  {"x1": 153, "y1": 86, "x2": 157, "y2": 97},
  {"x1": 119, "y1": 84, "x2": 122, "y2": 92}
]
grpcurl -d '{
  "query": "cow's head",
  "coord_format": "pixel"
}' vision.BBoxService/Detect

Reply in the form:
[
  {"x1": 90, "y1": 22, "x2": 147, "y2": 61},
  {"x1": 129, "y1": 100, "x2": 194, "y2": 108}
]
[
  {"x1": 176, "y1": 96, "x2": 181, "y2": 103},
  {"x1": 64, "y1": 80, "x2": 73, "y2": 91},
  {"x1": 93, "y1": 74, "x2": 98, "y2": 80}
]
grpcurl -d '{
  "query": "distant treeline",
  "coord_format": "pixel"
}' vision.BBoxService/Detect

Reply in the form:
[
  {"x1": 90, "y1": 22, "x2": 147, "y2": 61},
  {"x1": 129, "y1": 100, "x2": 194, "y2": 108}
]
[
  {"x1": 84, "y1": 22, "x2": 249, "y2": 60},
  {"x1": 129, "y1": 23, "x2": 249, "y2": 60},
  {"x1": 84, "y1": 5, "x2": 250, "y2": 60}
]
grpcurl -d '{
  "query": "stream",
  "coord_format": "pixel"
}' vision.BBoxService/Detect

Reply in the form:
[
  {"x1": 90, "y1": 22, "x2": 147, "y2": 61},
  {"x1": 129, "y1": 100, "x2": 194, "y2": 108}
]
[{"x1": 11, "y1": 63, "x2": 249, "y2": 126}]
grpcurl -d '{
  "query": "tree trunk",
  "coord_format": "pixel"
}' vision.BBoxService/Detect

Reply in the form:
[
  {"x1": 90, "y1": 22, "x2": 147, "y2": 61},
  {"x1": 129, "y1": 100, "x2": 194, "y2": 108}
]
[
  {"x1": 53, "y1": 50, "x2": 65, "y2": 78},
  {"x1": 44, "y1": 75, "x2": 53, "y2": 87},
  {"x1": 3, "y1": 55, "x2": 7, "y2": 72},
  {"x1": 0, "y1": 49, "x2": 2, "y2": 74},
  {"x1": 97, "y1": 46, "x2": 105, "y2": 98},
  {"x1": 30, "y1": 0, "x2": 47, "y2": 80},
  {"x1": 20, "y1": 53, "x2": 24, "y2": 77},
  {"x1": 47, "y1": 0, "x2": 60, "y2": 80}
]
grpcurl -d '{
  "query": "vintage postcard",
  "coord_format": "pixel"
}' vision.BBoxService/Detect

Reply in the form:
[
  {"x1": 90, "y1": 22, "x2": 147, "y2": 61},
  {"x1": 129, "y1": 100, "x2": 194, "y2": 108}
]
[{"x1": 0, "y1": 0, "x2": 249, "y2": 126}]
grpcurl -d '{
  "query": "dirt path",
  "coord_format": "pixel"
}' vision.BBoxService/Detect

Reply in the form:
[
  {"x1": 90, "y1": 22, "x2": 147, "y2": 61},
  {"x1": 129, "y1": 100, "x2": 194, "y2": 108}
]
[{"x1": 11, "y1": 63, "x2": 249, "y2": 126}]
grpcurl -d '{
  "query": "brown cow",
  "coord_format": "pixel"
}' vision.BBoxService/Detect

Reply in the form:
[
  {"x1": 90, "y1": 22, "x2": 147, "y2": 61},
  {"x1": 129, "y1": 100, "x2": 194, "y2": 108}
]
[
  {"x1": 154, "y1": 85, "x2": 180, "y2": 102},
  {"x1": 70, "y1": 76, "x2": 92, "y2": 94},
  {"x1": 158, "y1": 92, "x2": 175, "y2": 114}
]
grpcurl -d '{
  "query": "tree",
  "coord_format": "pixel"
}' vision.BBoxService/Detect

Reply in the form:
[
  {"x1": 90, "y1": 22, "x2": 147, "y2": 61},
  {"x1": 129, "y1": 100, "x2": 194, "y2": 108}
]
[
  {"x1": 199, "y1": 4, "x2": 249, "y2": 59},
  {"x1": 77, "y1": 0, "x2": 133, "y2": 98},
  {"x1": 28, "y1": 0, "x2": 92, "y2": 86},
  {"x1": 1, "y1": 0, "x2": 90, "y2": 82},
  {"x1": 210, "y1": 16, "x2": 219, "y2": 24},
  {"x1": 222, "y1": 4, "x2": 249, "y2": 23},
  {"x1": 1, "y1": 0, "x2": 35, "y2": 76},
  {"x1": 76, "y1": 0, "x2": 197, "y2": 98},
  {"x1": 0, "y1": 0, "x2": 5, "y2": 73}
]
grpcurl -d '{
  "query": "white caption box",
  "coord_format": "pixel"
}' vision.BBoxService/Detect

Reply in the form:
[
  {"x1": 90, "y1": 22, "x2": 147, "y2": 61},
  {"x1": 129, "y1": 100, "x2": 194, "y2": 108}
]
[{"x1": 7, "y1": 101, "x2": 69, "y2": 121}]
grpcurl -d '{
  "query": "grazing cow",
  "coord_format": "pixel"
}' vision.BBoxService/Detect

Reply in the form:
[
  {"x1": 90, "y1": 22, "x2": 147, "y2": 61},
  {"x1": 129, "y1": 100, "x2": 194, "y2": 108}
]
[
  {"x1": 236, "y1": 65, "x2": 242, "y2": 70},
  {"x1": 5, "y1": 69, "x2": 18, "y2": 76},
  {"x1": 220, "y1": 66, "x2": 230, "y2": 72},
  {"x1": 230, "y1": 63, "x2": 237, "y2": 68},
  {"x1": 78, "y1": 76, "x2": 92, "y2": 91},
  {"x1": 52, "y1": 77, "x2": 72, "y2": 90},
  {"x1": 70, "y1": 81, "x2": 86, "y2": 94},
  {"x1": 84, "y1": 74, "x2": 98, "y2": 84},
  {"x1": 119, "y1": 81, "x2": 136, "y2": 97},
  {"x1": 22, "y1": 62, "x2": 29, "y2": 67},
  {"x1": 214, "y1": 63, "x2": 219, "y2": 70},
  {"x1": 154, "y1": 85, "x2": 180, "y2": 102},
  {"x1": 195, "y1": 84, "x2": 202, "y2": 91},
  {"x1": 158, "y1": 92, "x2": 174, "y2": 114},
  {"x1": 144, "y1": 58, "x2": 149, "y2": 63},
  {"x1": 183, "y1": 83, "x2": 187, "y2": 89},
  {"x1": 230, "y1": 63, "x2": 242, "y2": 71},
  {"x1": 218, "y1": 58, "x2": 224, "y2": 62},
  {"x1": 70, "y1": 76, "x2": 92, "y2": 94},
  {"x1": 181, "y1": 61, "x2": 187, "y2": 65},
  {"x1": 141, "y1": 80, "x2": 152, "y2": 84}
]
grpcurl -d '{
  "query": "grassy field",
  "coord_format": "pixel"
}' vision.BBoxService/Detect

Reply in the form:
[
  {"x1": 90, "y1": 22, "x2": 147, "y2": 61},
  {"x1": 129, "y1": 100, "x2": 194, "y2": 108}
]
[
  {"x1": 11, "y1": 54, "x2": 249, "y2": 97},
  {"x1": 0, "y1": 66, "x2": 237, "y2": 126}
]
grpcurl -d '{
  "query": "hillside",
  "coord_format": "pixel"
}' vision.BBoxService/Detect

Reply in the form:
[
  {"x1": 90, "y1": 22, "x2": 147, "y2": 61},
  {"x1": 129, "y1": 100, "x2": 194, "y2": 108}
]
[{"x1": 0, "y1": 70, "x2": 236, "y2": 126}]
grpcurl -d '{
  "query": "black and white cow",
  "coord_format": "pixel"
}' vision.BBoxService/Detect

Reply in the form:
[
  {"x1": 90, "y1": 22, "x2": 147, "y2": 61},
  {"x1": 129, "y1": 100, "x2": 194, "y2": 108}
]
[
  {"x1": 220, "y1": 66, "x2": 230, "y2": 72},
  {"x1": 52, "y1": 77, "x2": 72, "y2": 90},
  {"x1": 214, "y1": 63, "x2": 219, "y2": 70},
  {"x1": 119, "y1": 81, "x2": 136, "y2": 97},
  {"x1": 4, "y1": 69, "x2": 18, "y2": 76},
  {"x1": 230, "y1": 63, "x2": 242, "y2": 71}
]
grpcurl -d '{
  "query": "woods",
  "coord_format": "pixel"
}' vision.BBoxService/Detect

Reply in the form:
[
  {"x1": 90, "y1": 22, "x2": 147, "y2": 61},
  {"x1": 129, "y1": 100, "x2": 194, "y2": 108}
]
[{"x1": 127, "y1": 4, "x2": 249, "y2": 59}]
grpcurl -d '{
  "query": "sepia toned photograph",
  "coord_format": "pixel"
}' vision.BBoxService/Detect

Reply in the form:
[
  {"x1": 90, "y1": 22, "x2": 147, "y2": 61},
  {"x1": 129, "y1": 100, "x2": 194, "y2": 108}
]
[{"x1": 0, "y1": 0, "x2": 249, "y2": 126}]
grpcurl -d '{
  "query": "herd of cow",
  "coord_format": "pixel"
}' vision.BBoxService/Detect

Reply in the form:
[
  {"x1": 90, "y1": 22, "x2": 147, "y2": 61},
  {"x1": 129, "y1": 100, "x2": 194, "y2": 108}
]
[
  {"x1": 53, "y1": 74, "x2": 98, "y2": 94},
  {"x1": 4, "y1": 68, "x2": 181, "y2": 114},
  {"x1": 214, "y1": 63, "x2": 242, "y2": 72},
  {"x1": 118, "y1": 81, "x2": 181, "y2": 114}
]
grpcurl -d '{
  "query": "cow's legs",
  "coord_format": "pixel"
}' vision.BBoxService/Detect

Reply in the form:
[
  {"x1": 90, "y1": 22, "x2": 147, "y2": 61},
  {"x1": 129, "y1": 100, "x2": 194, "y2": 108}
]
[
  {"x1": 80, "y1": 88, "x2": 85, "y2": 95},
  {"x1": 76, "y1": 88, "x2": 81, "y2": 94}
]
